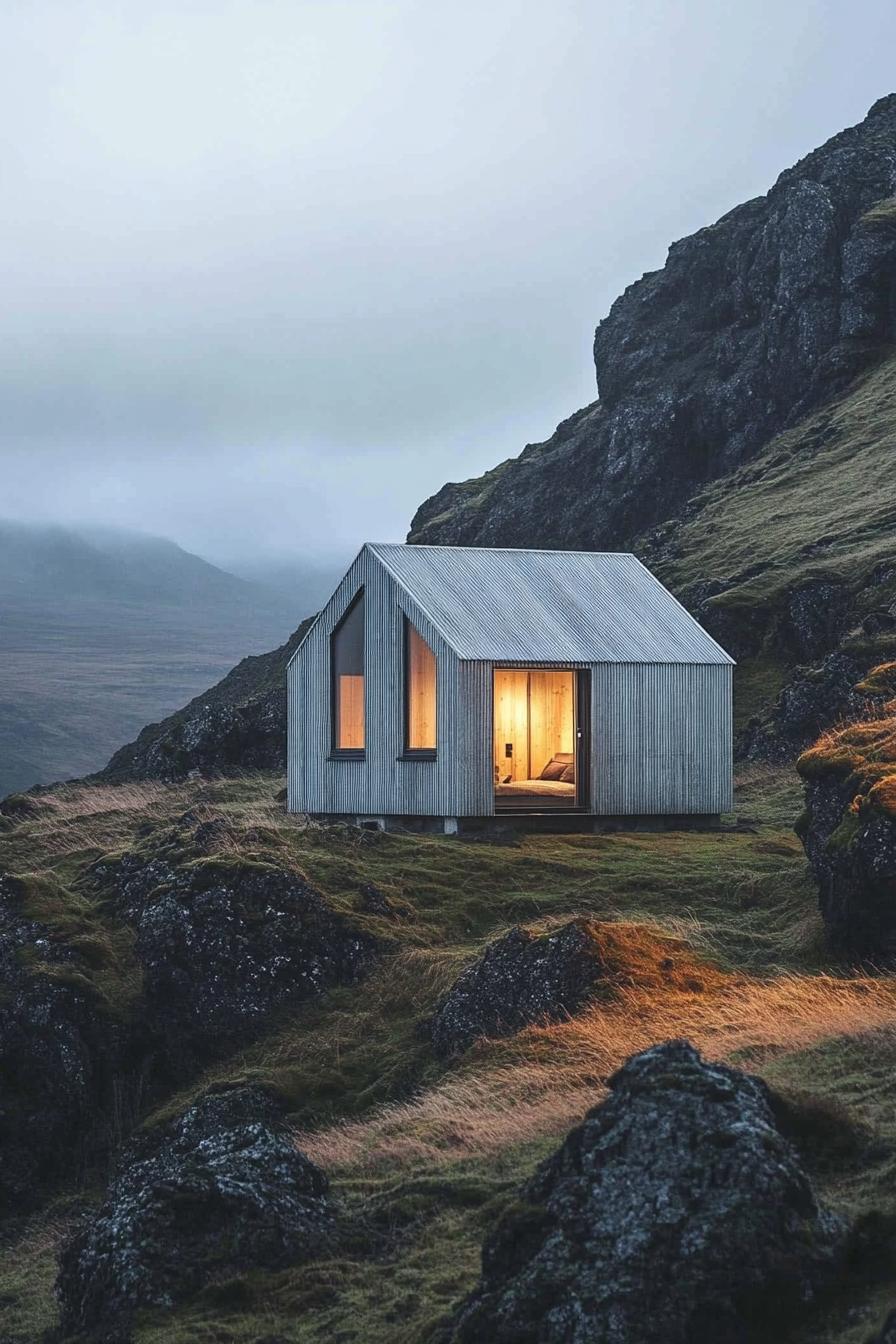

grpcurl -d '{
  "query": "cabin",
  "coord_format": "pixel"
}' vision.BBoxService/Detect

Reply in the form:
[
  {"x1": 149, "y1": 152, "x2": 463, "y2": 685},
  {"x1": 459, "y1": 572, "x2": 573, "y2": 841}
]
[{"x1": 286, "y1": 543, "x2": 734, "y2": 831}]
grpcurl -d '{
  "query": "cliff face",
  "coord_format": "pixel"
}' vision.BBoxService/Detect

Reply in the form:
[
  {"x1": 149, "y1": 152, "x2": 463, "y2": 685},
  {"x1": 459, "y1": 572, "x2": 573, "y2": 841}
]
[
  {"x1": 83, "y1": 97, "x2": 896, "y2": 788},
  {"x1": 410, "y1": 96, "x2": 896, "y2": 551}
]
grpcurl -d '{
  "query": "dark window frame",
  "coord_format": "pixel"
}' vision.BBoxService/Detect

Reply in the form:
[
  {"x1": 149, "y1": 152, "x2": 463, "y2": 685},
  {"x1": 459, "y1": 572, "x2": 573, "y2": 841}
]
[
  {"x1": 330, "y1": 588, "x2": 366, "y2": 758},
  {"x1": 401, "y1": 615, "x2": 437, "y2": 760}
]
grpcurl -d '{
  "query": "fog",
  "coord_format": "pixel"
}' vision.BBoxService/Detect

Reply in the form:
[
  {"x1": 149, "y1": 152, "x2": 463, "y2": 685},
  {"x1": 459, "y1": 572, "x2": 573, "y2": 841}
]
[{"x1": 2, "y1": 0, "x2": 895, "y2": 571}]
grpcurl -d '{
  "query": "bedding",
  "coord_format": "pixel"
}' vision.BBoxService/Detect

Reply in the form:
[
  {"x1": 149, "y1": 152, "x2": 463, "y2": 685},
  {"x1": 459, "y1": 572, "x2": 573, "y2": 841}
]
[{"x1": 495, "y1": 778, "x2": 576, "y2": 797}]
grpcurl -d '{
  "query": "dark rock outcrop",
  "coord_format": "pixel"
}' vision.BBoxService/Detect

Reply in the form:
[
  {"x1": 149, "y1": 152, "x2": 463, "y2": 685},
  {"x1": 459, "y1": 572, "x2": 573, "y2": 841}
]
[
  {"x1": 98, "y1": 616, "x2": 314, "y2": 782},
  {"x1": 411, "y1": 97, "x2": 896, "y2": 553},
  {"x1": 868, "y1": 1310, "x2": 896, "y2": 1343},
  {"x1": 430, "y1": 920, "x2": 611, "y2": 1057},
  {"x1": 57, "y1": 1086, "x2": 332, "y2": 1338},
  {"x1": 0, "y1": 875, "x2": 123, "y2": 1217},
  {"x1": 109, "y1": 855, "x2": 377, "y2": 1066},
  {"x1": 796, "y1": 677, "x2": 896, "y2": 958},
  {"x1": 449, "y1": 1041, "x2": 847, "y2": 1344},
  {"x1": 798, "y1": 777, "x2": 896, "y2": 959}
]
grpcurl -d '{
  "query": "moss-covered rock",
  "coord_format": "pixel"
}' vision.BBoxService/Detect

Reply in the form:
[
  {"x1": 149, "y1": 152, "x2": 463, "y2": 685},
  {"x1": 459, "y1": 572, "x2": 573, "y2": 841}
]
[
  {"x1": 56, "y1": 1086, "x2": 333, "y2": 1338},
  {"x1": 797, "y1": 667, "x2": 896, "y2": 957},
  {"x1": 448, "y1": 1041, "x2": 847, "y2": 1344},
  {"x1": 109, "y1": 853, "x2": 378, "y2": 1070}
]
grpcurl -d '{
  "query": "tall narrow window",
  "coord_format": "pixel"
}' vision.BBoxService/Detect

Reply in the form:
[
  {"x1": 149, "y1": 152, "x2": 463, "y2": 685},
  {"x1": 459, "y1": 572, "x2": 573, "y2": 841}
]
[
  {"x1": 405, "y1": 618, "x2": 437, "y2": 753},
  {"x1": 331, "y1": 591, "x2": 365, "y2": 752}
]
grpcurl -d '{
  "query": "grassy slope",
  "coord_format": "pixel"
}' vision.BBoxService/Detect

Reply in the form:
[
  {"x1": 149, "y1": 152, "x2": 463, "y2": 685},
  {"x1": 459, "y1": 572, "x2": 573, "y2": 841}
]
[
  {"x1": 4, "y1": 769, "x2": 896, "y2": 1342},
  {"x1": 647, "y1": 352, "x2": 896, "y2": 728}
]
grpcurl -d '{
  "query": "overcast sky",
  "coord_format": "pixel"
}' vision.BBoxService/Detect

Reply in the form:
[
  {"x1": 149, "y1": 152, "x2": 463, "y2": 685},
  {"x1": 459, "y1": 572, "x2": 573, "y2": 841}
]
[{"x1": 1, "y1": 1, "x2": 895, "y2": 571}]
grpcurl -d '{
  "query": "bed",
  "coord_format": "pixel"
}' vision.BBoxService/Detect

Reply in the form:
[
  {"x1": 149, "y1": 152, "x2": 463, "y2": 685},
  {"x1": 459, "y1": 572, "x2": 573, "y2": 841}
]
[
  {"x1": 495, "y1": 778, "x2": 576, "y2": 799},
  {"x1": 494, "y1": 752, "x2": 577, "y2": 807}
]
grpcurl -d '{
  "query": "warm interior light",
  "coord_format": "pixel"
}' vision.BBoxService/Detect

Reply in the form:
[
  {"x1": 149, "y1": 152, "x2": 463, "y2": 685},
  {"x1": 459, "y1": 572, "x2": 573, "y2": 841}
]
[
  {"x1": 332, "y1": 591, "x2": 365, "y2": 751},
  {"x1": 337, "y1": 674, "x2": 365, "y2": 750},
  {"x1": 493, "y1": 669, "x2": 575, "y2": 784},
  {"x1": 406, "y1": 621, "x2": 437, "y2": 750}
]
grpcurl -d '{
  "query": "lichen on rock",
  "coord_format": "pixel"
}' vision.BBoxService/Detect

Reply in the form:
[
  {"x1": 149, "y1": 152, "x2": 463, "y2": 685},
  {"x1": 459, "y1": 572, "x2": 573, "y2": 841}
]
[
  {"x1": 797, "y1": 666, "x2": 896, "y2": 958},
  {"x1": 448, "y1": 1040, "x2": 848, "y2": 1344},
  {"x1": 57, "y1": 1086, "x2": 333, "y2": 1338}
]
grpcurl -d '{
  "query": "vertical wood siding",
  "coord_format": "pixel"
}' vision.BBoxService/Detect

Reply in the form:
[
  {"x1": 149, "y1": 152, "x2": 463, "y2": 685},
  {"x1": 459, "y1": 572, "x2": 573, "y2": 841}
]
[
  {"x1": 592, "y1": 663, "x2": 733, "y2": 814},
  {"x1": 288, "y1": 547, "x2": 463, "y2": 816}
]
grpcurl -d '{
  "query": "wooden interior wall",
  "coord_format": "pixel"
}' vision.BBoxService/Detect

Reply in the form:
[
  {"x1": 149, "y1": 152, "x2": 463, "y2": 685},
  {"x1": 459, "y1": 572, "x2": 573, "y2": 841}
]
[
  {"x1": 337, "y1": 675, "x2": 365, "y2": 749},
  {"x1": 406, "y1": 623, "x2": 437, "y2": 749},
  {"x1": 493, "y1": 669, "x2": 530, "y2": 780},
  {"x1": 529, "y1": 671, "x2": 574, "y2": 776},
  {"x1": 492, "y1": 669, "x2": 574, "y2": 782}
]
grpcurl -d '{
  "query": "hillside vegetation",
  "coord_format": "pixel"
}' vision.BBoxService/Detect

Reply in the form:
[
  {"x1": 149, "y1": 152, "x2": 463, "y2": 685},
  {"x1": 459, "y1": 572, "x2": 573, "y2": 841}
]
[
  {"x1": 3, "y1": 769, "x2": 896, "y2": 1341},
  {"x1": 645, "y1": 349, "x2": 896, "y2": 735}
]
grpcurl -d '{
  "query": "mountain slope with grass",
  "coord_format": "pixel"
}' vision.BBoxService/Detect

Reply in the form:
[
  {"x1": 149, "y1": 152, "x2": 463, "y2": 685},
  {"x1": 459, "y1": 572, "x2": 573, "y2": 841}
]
[
  {"x1": 4, "y1": 769, "x2": 896, "y2": 1341},
  {"x1": 90, "y1": 97, "x2": 896, "y2": 788}
]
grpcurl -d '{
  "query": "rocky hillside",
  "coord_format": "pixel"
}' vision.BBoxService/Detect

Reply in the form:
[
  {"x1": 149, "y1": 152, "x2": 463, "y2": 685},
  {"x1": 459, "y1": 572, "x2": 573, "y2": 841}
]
[
  {"x1": 411, "y1": 96, "x2": 896, "y2": 553},
  {"x1": 4, "y1": 767, "x2": 896, "y2": 1341},
  {"x1": 410, "y1": 95, "x2": 896, "y2": 755},
  {"x1": 83, "y1": 97, "x2": 896, "y2": 789}
]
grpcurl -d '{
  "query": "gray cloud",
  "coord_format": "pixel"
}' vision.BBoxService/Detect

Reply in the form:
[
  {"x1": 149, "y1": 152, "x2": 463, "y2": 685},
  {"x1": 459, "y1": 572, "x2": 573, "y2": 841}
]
[{"x1": 2, "y1": 0, "x2": 895, "y2": 566}]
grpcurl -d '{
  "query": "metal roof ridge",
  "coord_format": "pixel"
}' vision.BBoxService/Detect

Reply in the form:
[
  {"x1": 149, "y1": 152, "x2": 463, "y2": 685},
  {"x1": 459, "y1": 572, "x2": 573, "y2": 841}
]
[{"x1": 365, "y1": 543, "x2": 467, "y2": 656}]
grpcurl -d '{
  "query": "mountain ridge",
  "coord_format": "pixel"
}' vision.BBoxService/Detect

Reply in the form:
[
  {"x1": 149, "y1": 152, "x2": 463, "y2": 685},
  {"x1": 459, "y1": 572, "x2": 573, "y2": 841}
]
[
  {"x1": 56, "y1": 93, "x2": 896, "y2": 787},
  {"x1": 0, "y1": 522, "x2": 305, "y2": 795}
]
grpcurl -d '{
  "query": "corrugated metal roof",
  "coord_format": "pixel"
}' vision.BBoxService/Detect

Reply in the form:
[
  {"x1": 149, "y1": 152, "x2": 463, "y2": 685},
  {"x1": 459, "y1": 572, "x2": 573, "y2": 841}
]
[{"x1": 368, "y1": 543, "x2": 734, "y2": 665}]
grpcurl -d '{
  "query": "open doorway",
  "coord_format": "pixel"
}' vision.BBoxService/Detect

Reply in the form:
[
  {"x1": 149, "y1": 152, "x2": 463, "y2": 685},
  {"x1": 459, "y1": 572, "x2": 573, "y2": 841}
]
[{"x1": 493, "y1": 668, "x2": 586, "y2": 811}]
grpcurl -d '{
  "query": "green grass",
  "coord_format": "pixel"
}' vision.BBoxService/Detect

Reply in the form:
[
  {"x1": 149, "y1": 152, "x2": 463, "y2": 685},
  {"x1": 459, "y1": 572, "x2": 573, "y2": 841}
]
[
  {"x1": 657, "y1": 353, "x2": 896, "y2": 620},
  {"x1": 3, "y1": 767, "x2": 896, "y2": 1343}
]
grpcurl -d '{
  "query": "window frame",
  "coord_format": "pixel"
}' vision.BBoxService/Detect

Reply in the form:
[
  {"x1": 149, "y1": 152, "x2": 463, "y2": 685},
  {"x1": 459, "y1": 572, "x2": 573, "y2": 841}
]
[
  {"x1": 401, "y1": 615, "x2": 438, "y2": 759},
  {"x1": 329, "y1": 588, "x2": 366, "y2": 758}
]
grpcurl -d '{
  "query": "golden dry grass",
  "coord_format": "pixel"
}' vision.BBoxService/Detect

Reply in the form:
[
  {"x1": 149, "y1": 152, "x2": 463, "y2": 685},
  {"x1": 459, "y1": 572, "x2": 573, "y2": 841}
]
[
  {"x1": 798, "y1": 665, "x2": 896, "y2": 820},
  {"x1": 299, "y1": 967, "x2": 896, "y2": 1174}
]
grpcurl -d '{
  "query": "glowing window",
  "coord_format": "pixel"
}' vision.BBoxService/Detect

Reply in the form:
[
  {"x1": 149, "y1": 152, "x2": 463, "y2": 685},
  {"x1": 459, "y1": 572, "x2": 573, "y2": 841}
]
[
  {"x1": 331, "y1": 591, "x2": 365, "y2": 752},
  {"x1": 404, "y1": 618, "x2": 437, "y2": 752}
]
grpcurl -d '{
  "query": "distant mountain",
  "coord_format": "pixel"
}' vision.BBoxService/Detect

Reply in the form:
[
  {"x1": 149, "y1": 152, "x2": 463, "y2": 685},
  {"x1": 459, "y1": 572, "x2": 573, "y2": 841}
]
[
  {"x1": 225, "y1": 554, "x2": 345, "y2": 610},
  {"x1": 0, "y1": 522, "x2": 308, "y2": 796}
]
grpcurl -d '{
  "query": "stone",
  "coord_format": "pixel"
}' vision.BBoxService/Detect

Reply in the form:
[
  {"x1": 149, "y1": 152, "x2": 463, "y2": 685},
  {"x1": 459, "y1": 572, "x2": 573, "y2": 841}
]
[
  {"x1": 0, "y1": 874, "x2": 119, "y2": 1217},
  {"x1": 798, "y1": 778, "x2": 896, "y2": 960},
  {"x1": 449, "y1": 1041, "x2": 847, "y2": 1344},
  {"x1": 110, "y1": 856, "x2": 377, "y2": 1067},
  {"x1": 57, "y1": 1086, "x2": 333, "y2": 1338},
  {"x1": 429, "y1": 920, "x2": 612, "y2": 1057}
]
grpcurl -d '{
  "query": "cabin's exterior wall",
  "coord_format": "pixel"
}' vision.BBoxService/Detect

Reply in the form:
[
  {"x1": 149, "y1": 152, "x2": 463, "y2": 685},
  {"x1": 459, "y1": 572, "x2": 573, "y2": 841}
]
[
  {"x1": 288, "y1": 548, "x2": 734, "y2": 820},
  {"x1": 288, "y1": 547, "x2": 462, "y2": 817},
  {"x1": 592, "y1": 662, "x2": 733, "y2": 815}
]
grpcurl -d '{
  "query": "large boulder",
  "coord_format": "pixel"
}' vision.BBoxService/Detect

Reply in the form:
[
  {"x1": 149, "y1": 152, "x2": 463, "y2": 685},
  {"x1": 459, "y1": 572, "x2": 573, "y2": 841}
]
[
  {"x1": 797, "y1": 682, "x2": 896, "y2": 958},
  {"x1": 429, "y1": 919, "x2": 698, "y2": 1058},
  {"x1": 0, "y1": 874, "x2": 120, "y2": 1217},
  {"x1": 449, "y1": 1041, "x2": 847, "y2": 1343},
  {"x1": 57, "y1": 1086, "x2": 332, "y2": 1338},
  {"x1": 430, "y1": 921, "x2": 610, "y2": 1057},
  {"x1": 108, "y1": 854, "x2": 377, "y2": 1065}
]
